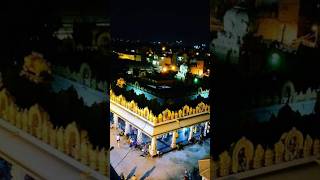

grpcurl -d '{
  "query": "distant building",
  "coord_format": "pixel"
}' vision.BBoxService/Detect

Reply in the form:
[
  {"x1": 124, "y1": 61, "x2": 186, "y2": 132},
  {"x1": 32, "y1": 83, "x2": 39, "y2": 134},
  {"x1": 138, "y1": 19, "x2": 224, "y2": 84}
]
[
  {"x1": 256, "y1": 0, "x2": 300, "y2": 45},
  {"x1": 190, "y1": 60, "x2": 205, "y2": 76},
  {"x1": 118, "y1": 52, "x2": 142, "y2": 61},
  {"x1": 159, "y1": 56, "x2": 172, "y2": 67}
]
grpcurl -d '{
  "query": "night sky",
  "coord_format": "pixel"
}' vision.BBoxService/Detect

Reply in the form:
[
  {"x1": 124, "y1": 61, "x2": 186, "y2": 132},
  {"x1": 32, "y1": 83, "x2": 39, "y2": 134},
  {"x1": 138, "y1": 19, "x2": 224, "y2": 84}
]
[
  {"x1": 1, "y1": 0, "x2": 209, "y2": 45},
  {"x1": 1, "y1": 0, "x2": 109, "y2": 59},
  {"x1": 111, "y1": 0, "x2": 210, "y2": 44}
]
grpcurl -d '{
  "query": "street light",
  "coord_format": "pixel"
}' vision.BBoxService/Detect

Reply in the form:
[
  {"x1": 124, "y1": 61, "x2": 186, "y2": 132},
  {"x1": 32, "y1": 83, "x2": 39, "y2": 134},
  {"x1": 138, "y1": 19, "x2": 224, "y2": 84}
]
[{"x1": 194, "y1": 77, "x2": 199, "y2": 84}]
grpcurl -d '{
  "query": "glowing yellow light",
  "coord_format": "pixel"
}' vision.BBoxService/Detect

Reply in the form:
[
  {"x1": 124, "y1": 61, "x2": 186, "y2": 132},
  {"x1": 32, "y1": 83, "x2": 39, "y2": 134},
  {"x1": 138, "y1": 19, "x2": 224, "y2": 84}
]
[
  {"x1": 171, "y1": 65, "x2": 176, "y2": 70},
  {"x1": 311, "y1": 24, "x2": 318, "y2": 32},
  {"x1": 162, "y1": 67, "x2": 168, "y2": 72},
  {"x1": 118, "y1": 53, "x2": 135, "y2": 61},
  {"x1": 162, "y1": 46, "x2": 166, "y2": 51},
  {"x1": 116, "y1": 78, "x2": 126, "y2": 88}
]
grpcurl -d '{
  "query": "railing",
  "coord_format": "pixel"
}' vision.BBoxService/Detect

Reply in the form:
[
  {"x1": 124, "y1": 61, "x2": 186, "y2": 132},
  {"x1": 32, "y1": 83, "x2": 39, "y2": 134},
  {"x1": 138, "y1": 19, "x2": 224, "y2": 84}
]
[
  {"x1": 127, "y1": 82, "x2": 210, "y2": 98},
  {"x1": 213, "y1": 127, "x2": 320, "y2": 179},
  {"x1": 255, "y1": 87, "x2": 318, "y2": 107},
  {"x1": 53, "y1": 64, "x2": 108, "y2": 92},
  {"x1": 0, "y1": 88, "x2": 107, "y2": 177}
]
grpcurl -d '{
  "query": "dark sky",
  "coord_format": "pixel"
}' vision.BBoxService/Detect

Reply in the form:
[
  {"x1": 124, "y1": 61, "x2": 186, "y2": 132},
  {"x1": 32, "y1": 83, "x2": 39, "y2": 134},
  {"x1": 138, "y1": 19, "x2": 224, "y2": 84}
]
[
  {"x1": 1, "y1": 0, "x2": 209, "y2": 45},
  {"x1": 111, "y1": 0, "x2": 210, "y2": 44}
]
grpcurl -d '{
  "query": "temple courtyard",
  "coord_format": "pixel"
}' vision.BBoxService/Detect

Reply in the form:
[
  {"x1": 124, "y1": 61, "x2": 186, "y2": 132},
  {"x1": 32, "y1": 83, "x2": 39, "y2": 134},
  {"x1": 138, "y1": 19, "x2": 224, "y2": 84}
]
[{"x1": 110, "y1": 127, "x2": 210, "y2": 180}]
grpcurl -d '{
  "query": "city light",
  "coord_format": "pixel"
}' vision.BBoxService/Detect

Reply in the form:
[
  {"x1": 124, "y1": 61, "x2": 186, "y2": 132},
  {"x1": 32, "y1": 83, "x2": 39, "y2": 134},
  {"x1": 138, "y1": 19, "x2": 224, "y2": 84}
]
[
  {"x1": 178, "y1": 56, "x2": 183, "y2": 61},
  {"x1": 269, "y1": 52, "x2": 281, "y2": 69},
  {"x1": 162, "y1": 46, "x2": 166, "y2": 51},
  {"x1": 162, "y1": 67, "x2": 168, "y2": 72},
  {"x1": 311, "y1": 24, "x2": 318, "y2": 32},
  {"x1": 194, "y1": 77, "x2": 199, "y2": 84}
]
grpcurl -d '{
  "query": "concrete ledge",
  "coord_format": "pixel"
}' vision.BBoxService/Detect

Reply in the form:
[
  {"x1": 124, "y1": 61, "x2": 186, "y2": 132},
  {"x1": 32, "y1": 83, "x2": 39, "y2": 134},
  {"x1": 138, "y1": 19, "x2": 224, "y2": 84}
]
[
  {"x1": 0, "y1": 150, "x2": 43, "y2": 180},
  {"x1": 217, "y1": 156, "x2": 320, "y2": 180},
  {"x1": 0, "y1": 118, "x2": 109, "y2": 180}
]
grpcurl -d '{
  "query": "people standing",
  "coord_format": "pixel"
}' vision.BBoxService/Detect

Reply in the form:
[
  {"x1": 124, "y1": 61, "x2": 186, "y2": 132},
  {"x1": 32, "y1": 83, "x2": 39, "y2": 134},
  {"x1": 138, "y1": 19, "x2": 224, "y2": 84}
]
[
  {"x1": 184, "y1": 169, "x2": 189, "y2": 180},
  {"x1": 143, "y1": 144, "x2": 148, "y2": 155},
  {"x1": 116, "y1": 134, "x2": 120, "y2": 148},
  {"x1": 131, "y1": 174, "x2": 137, "y2": 180},
  {"x1": 129, "y1": 137, "x2": 133, "y2": 148},
  {"x1": 120, "y1": 173, "x2": 125, "y2": 180}
]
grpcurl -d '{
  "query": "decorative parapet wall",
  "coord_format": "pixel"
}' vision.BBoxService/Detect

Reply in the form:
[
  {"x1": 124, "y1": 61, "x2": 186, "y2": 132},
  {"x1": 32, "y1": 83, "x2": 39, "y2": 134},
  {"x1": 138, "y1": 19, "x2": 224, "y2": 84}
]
[
  {"x1": 249, "y1": 83, "x2": 319, "y2": 122},
  {"x1": 212, "y1": 127, "x2": 320, "y2": 179},
  {"x1": 0, "y1": 89, "x2": 107, "y2": 176},
  {"x1": 53, "y1": 63, "x2": 108, "y2": 92},
  {"x1": 126, "y1": 81, "x2": 210, "y2": 103},
  {"x1": 110, "y1": 89, "x2": 210, "y2": 125},
  {"x1": 254, "y1": 81, "x2": 319, "y2": 107}
]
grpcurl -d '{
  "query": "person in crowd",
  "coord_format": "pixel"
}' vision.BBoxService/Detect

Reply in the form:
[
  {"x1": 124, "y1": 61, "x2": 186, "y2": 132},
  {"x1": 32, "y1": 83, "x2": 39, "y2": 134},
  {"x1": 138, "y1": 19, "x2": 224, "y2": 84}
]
[
  {"x1": 116, "y1": 134, "x2": 120, "y2": 148},
  {"x1": 120, "y1": 173, "x2": 125, "y2": 180},
  {"x1": 131, "y1": 174, "x2": 137, "y2": 180},
  {"x1": 184, "y1": 169, "x2": 189, "y2": 180},
  {"x1": 129, "y1": 137, "x2": 134, "y2": 148}
]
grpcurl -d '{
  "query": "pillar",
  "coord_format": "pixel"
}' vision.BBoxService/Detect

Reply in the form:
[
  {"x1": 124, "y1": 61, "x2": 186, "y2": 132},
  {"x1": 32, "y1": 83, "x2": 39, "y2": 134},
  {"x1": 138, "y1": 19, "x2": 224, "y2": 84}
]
[
  {"x1": 188, "y1": 126, "x2": 194, "y2": 141},
  {"x1": 149, "y1": 136, "x2": 157, "y2": 156},
  {"x1": 137, "y1": 129, "x2": 143, "y2": 144},
  {"x1": 124, "y1": 121, "x2": 130, "y2": 135},
  {"x1": 204, "y1": 122, "x2": 209, "y2": 137},
  {"x1": 171, "y1": 130, "x2": 178, "y2": 149},
  {"x1": 113, "y1": 114, "x2": 118, "y2": 129}
]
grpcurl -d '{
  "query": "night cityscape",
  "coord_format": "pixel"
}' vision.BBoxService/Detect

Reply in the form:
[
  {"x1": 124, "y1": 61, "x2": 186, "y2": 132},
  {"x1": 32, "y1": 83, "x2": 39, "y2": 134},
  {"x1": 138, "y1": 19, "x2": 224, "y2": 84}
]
[
  {"x1": 109, "y1": 0, "x2": 211, "y2": 179},
  {"x1": 0, "y1": 0, "x2": 319, "y2": 179},
  {"x1": 109, "y1": 40, "x2": 211, "y2": 179}
]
